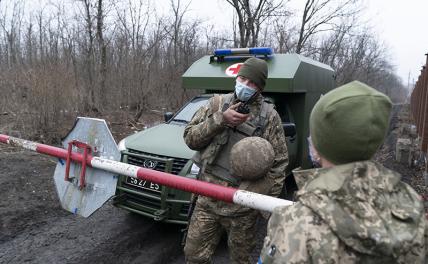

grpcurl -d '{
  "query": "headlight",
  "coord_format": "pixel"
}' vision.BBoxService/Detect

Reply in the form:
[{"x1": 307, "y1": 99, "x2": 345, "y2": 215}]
[
  {"x1": 190, "y1": 163, "x2": 200, "y2": 175},
  {"x1": 117, "y1": 139, "x2": 126, "y2": 151}
]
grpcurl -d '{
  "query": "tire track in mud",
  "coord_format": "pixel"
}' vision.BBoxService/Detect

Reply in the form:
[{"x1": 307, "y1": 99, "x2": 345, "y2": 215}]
[
  {"x1": 71, "y1": 213, "x2": 185, "y2": 264},
  {"x1": 1, "y1": 205, "x2": 184, "y2": 263}
]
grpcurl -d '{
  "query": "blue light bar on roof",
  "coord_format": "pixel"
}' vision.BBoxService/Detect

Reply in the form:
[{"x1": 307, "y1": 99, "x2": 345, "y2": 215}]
[
  {"x1": 222, "y1": 55, "x2": 273, "y2": 62},
  {"x1": 214, "y1": 47, "x2": 273, "y2": 56}
]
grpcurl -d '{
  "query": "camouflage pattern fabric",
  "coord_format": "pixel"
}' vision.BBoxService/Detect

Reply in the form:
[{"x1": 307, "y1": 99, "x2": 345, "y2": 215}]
[
  {"x1": 260, "y1": 161, "x2": 428, "y2": 263},
  {"x1": 184, "y1": 202, "x2": 259, "y2": 264},
  {"x1": 183, "y1": 93, "x2": 288, "y2": 263},
  {"x1": 292, "y1": 166, "x2": 320, "y2": 190},
  {"x1": 184, "y1": 93, "x2": 289, "y2": 215},
  {"x1": 230, "y1": 136, "x2": 275, "y2": 180}
]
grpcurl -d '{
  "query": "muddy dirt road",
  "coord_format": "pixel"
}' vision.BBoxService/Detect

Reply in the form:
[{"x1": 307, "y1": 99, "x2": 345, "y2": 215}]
[{"x1": 0, "y1": 145, "x2": 187, "y2": 264}]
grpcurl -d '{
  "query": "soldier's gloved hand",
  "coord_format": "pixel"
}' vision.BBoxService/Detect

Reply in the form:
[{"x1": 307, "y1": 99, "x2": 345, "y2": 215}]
[{"x1": 223, "y1": 102, "x2": 249, "y2": 126}]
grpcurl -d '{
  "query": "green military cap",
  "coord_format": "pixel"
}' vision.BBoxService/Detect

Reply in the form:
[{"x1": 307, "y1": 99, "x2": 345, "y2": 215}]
[
  {"x1": 237, "y1": 57, "x2": 268, "y2": 90},
  {"x1": 310, "y1": 81, "x2": 392, "y2": 164}
]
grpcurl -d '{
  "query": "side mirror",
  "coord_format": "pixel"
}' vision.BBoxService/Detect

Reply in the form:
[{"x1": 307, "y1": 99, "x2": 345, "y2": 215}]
[
  {"x1": 283, "y1": 123, "x2": 296, "y2": 138},
  {"x1": 164, "y1": 112, "x2": 174, "y2": 122}
]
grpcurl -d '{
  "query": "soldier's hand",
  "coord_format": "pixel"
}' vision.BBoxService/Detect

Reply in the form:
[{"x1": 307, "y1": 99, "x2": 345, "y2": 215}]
[{"x1": 223, "y1": 102, "x2": 249, "y2": 126}]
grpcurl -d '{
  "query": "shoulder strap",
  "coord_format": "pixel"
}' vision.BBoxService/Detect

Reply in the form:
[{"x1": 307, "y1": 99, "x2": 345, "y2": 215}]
[
  {"x1": 221, "y1": 93, "x2": 235, "y2": 112},
  {"x1": 255, "y1": 101, "x2": 275, "y2": 136}
]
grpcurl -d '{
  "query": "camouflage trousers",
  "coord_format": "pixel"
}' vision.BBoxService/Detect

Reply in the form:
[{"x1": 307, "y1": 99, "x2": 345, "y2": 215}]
[{"x1": 184, "y1": 203, "x2": 258, "y2": 264}]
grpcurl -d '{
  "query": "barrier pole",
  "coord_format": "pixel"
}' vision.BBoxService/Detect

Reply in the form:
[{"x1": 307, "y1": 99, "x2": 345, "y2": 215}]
[{"x1": 0, "y1": 134, "x2": 293, "y2": 212}]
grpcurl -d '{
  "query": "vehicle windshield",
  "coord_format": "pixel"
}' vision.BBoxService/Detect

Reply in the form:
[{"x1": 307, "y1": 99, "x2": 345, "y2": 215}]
[{"x1": 171, "y1": 97, "x2": 210, "y2": 123}]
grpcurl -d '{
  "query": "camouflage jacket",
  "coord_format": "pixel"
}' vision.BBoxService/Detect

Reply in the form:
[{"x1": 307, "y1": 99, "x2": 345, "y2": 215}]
[
  {"x1": 184, "y1": 93, "x2": 288, "y2": 216},
  {"x1": 260, "y1": 161, "x2": 427, "y2": 263}
]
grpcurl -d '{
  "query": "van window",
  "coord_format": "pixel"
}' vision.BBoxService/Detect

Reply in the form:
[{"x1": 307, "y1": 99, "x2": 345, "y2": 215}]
[{"x1": 171, "y1": 97, "x2": 210, "y2": 123}]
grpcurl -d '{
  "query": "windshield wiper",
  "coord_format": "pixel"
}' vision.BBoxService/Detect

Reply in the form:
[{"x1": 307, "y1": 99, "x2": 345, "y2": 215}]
[{"x1": 171, "y1": 119, "x2": 188, "y2": 124}]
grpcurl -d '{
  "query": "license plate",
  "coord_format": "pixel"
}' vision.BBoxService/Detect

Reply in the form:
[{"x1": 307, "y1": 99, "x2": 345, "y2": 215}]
[{"x1": 125, "y1": 177, "x2": 161, "y2": 192}]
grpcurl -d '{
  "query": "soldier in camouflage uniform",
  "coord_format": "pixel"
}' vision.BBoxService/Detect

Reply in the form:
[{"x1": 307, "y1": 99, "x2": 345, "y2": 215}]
[
  {"x1": 260, "y1": 81, "x2": 428, "y2": 263},
  {"x1": 183, "y1": 57, "x2": 289, "y2": 264}
]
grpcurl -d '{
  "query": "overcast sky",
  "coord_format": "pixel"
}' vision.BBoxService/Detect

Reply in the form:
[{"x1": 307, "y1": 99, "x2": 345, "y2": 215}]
[
  {"x1": 366, "y1": 0, "x2": 427, "y2": 85},
  {"x1": 183, "y1": 0, "x2": 427, "y2": 86}
]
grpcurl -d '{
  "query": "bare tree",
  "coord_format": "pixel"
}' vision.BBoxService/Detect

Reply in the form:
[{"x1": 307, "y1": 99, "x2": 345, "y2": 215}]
[
  {"x1": 168, "y1": 0, "x2": 191, "y2": 65},
  {"x1": 315, "y1": 18, "x2": 357, "y2": 72},
  {"x1": 0, "y1": 0, "x2": 23, "y2": 66},
  {"x1": 113, "y1": 0, "x2": 166, "y2": 122},
  {"x1": 271, "y1": 14, "x2": 296, "y2": 53},
  {"x1": 78, "y1": 0, "x2": 97, "y2": 112},
  {"x1": 225, "y1": 0, "x2": 282, "y2": 47},
  {"x1": 96, "y1": 0, "x2": 107, "y2": 106},
  {"x1": 295, "y1": 0, "x2": 361, "y2": 54}
]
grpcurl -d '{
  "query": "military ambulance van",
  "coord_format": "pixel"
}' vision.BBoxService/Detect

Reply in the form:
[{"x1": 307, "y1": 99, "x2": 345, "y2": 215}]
[{"x1": 114, "y1": 47, "x2": 335, "y2": 224}]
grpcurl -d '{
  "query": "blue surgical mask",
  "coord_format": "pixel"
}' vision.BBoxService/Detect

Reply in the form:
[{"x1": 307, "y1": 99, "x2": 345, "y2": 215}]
[{"x1": 235, "y1": 80, "x2": 257, "y2": 102}]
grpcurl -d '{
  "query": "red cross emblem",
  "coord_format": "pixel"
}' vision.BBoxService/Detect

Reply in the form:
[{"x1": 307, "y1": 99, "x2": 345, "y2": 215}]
[{"x1": 225, "y1": 63, "x2": 243, "y2": 77}]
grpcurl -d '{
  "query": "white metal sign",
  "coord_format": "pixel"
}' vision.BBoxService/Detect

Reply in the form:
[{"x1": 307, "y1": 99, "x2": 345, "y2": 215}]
[{"x1": 53, "y1": 117, "x2": 120, "y2": 217}]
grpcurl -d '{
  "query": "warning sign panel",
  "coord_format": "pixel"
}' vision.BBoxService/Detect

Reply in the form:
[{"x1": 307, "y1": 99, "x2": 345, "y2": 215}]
[{"x1": 225, "y1": 63, "x2": 243, "y2": 77}]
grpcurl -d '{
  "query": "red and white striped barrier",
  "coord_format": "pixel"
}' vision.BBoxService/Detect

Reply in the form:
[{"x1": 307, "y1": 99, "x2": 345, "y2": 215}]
[{"x1": 0, "y1": 134, "x2": 293, "y2": 212}]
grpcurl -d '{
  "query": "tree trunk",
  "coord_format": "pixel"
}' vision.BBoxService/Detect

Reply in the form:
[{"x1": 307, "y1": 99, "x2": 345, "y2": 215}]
[{"x1": 96, "y1": 0, "x2": 107, "y2": 107}]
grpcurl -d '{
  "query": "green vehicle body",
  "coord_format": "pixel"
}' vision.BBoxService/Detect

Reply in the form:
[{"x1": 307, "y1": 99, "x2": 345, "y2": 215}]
[{"x1": 114, "y1": 51, "x2": 335, "y2": 224}]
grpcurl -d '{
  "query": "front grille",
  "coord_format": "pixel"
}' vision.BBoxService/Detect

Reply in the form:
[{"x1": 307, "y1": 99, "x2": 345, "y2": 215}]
[
  {"x1": 127, "y1": 149, "x2": 188, "y2": 175},
  {"x1": 125, "y1": 191, "x2": 161, "y2": 209},
  {"x1": 119, "y1": 150, "x2": 190, "y2": 220},
  {"x1": 180, "y1": 203, "x2": 190, "y2": 215}
]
